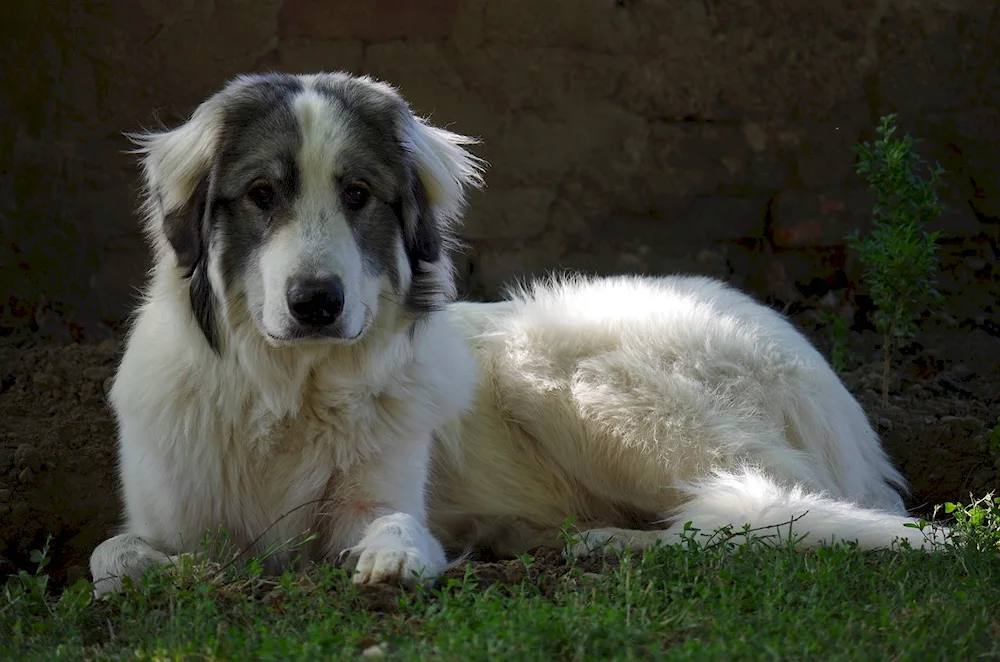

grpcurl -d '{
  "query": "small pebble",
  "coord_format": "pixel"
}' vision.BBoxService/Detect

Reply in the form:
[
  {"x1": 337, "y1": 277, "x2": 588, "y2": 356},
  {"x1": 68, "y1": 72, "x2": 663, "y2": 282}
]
[
  {"x1": 82, "y1": 366, "x2": 111, "y2": 382},
  {"x1": 10, "y1": 502, "x2": 30, "y2": 527},
  {"x1": 14, "y1": 444, "x2": 41, "y2": 472},
  {"x1": 580, "y1": 572, "x2": 602, "y2": 583},
  {"x1": 18, "y1": 467, "x2": 34, "y2": 484},
  {"x1": 361, "y1": 643, "x2": 388, "y2": 659},
  {"x1": 939, "y1": 415, "x2": 984, "y2": 434},
  {"x1": 97, "y1": 338, "x2": 119, "y2": 355},
  {"x1": 0, "y1": 488, "x2": 11, "y2": 502},
  {"x1": 31, "y1": 372, "x2": 61, "y2": 389},
  {"x1": 966, "y1": 256, "x2": 987, "y2": 271},
  {"x1": 877, "y1": 417, "x2": 893, "y2": 432}
]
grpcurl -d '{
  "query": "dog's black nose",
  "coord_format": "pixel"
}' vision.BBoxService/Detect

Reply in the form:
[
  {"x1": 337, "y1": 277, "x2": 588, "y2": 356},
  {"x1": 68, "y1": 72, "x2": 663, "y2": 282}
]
[{"x1": 286, "y1": 278, "x2": 345, "y2": 327}]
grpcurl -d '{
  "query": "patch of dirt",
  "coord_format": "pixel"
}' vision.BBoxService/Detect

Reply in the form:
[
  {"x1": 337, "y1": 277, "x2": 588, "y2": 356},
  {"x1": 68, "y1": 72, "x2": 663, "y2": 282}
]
[
  {"x1": 839, "y1": 329, "x2": 1000, "y2": 514},
  {"x1": 0, "y1": 340, "x2": 122, "y2": 585},
  {"x1": 1, "y1": 241, "x2": 998, "y2": 587},
  {"x1": 344, "y1": 547, "x2": 604, "y2": 614}
]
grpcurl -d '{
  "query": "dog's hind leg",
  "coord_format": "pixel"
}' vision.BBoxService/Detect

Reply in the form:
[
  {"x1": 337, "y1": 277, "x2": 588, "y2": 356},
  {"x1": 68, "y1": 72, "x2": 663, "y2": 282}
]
[
  {"x1": 89, "y1": 533, "x2": 178, "y2": 597},
  {"x1": 566, "y1": 468, "x2": 949, "y2": 560},
  {"x1": 565, "y1": 527, "x2": 668, "y2": 559}
]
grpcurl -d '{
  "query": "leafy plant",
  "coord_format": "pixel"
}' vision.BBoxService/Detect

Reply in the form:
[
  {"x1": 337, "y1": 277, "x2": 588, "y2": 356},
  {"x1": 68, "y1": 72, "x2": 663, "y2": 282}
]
[
  {"x1": 935, "y1": 493, "x2": 1000, "y2": 553},
  {"x1": 819, "y1": 311, "x2": 857, "y2": 374},
  {"x1": 848, "y1": 114, "x2": 945, "y2": 406},
  {"x1": 987, "y1": 416, "x2": 1000, "y2": 457}
]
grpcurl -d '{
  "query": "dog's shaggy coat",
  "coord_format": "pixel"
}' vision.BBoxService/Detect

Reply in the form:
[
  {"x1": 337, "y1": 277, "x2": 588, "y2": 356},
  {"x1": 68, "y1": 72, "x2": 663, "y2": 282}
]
[{"x1": 91, "y1": 72, "x2": 940, "y2": 595}]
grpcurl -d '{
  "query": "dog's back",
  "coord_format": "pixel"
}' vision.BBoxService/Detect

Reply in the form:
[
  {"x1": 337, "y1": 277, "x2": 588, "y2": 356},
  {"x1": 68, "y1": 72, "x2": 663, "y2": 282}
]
[{"x1": 431, "y1": 273, "x2": 923, "y2": 556}]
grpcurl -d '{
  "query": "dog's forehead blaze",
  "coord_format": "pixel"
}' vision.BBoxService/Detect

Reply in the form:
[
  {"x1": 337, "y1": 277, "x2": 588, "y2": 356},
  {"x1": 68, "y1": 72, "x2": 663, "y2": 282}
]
[{"x1": 292, "y1": 90, "x2": 349, "y2": 192}]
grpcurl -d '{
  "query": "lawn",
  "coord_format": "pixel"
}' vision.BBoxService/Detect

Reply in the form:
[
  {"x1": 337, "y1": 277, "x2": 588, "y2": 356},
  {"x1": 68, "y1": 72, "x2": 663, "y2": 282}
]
[{"x1": 4, "y1": 503, "x2": 1000, "y2": 662}]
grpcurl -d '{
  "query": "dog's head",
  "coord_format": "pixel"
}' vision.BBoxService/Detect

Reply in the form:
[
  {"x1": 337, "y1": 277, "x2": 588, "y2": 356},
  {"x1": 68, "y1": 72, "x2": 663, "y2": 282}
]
[{"x1": 132, "y1": 72, "x2": 485, "y2": 350}]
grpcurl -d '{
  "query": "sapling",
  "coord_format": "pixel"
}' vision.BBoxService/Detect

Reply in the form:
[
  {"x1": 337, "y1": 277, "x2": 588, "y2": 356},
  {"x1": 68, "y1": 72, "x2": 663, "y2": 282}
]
[
  {"x1": 847, "y1": 114, "x2": 944, "y2": 406},
  {"x1": 819, "y1": 311, "x2": 853, "y2": 374}
]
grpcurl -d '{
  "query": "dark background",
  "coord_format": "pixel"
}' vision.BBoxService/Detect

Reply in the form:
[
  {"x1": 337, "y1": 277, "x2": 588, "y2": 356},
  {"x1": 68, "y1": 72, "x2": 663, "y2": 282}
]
[
  {"x1": 1, "y1": 0, "x2": 998, "y2": 583},
  {"x1": 1, "y1": 0, "x2": 998, "y2": 339}
]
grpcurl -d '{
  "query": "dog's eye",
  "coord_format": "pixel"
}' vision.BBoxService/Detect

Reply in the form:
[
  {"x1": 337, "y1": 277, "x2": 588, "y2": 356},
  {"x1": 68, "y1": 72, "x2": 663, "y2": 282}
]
[
  {"x1": 248, "y1": 180, "x2": 276, "y2": 210},
  {"x1": 342, "y1": 183, "x2": 370, "y2": 211}
]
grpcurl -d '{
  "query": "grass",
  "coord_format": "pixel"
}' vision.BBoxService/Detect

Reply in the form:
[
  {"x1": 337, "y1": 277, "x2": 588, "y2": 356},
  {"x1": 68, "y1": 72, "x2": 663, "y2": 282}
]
[{"x1": 3, "y1": 501, "x2": 1000, "y2": 662}]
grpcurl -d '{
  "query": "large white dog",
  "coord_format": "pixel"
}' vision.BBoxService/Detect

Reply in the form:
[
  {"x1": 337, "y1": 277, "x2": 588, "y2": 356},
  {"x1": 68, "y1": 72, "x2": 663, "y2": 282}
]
[{"x1": 91, "y1": 72, "x2": 939, "y2": 596}]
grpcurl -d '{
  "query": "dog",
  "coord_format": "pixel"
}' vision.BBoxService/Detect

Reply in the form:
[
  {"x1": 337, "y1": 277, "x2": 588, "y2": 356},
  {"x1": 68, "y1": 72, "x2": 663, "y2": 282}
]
[{"x1": 90, "y1": 71, "x2": 942, "y2": 596}]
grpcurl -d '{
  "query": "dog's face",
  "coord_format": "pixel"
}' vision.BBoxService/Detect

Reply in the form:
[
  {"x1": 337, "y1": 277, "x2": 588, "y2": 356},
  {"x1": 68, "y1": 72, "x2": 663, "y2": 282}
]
[{"x1": 133, "y1": 72, "x2": 484, "y2": 350}]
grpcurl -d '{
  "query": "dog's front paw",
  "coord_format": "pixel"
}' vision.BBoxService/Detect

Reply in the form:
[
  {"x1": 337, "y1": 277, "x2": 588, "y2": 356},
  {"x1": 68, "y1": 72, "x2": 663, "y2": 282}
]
[
  {"x1": 337, "y1": 545, "x2": 434, "y2": 586},
  {"x1": 90, "y1": 533, "x2": 172, "y2": 597},
  {"x1": 335, "y1": 512, "x2": 446, "y2": 587}
]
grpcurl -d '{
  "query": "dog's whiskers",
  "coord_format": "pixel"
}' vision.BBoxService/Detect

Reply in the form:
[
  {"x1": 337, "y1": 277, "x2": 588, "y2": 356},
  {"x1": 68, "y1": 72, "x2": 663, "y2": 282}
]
[{"x1": 378, "y1": 292, "x2": 404, "y2": 307}]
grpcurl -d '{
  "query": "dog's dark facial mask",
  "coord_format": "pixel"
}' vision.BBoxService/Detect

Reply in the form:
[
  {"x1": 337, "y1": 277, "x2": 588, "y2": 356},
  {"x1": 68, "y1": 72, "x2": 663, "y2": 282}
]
[
  {"x1": 155, "y1": 76, "x2": 304, "y2": 351},
  {"x1": 160, "y1": 176, "x2": 217, "y2": 349}
]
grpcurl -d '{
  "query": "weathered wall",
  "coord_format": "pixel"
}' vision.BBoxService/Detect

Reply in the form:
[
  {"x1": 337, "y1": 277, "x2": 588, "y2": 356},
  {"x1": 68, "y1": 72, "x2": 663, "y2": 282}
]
[{"x1": 2, "y1": 0, "x2": 998, "y2": 340}]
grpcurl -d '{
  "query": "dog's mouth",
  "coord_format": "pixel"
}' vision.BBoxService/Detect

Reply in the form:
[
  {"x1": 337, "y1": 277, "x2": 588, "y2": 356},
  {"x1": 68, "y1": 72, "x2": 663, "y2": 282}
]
[{"x1": 263, "y1": 321, "x2": 369, "y2": 348}]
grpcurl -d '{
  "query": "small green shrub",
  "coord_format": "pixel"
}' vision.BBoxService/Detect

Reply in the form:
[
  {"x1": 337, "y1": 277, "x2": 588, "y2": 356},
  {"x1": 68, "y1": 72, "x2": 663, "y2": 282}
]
[
  {"x1": 818, "y1": 311, "x2": 858, "y2": 374},
  {"x1": 936, "y1": 493, "x2": 1000, "y2": 553},
  {"x1": 848, "y1": 114, "x2": 944, "y2": 406},
  {"x1": 987, "y1": 416, "x2": 1000, "y2": 456}
]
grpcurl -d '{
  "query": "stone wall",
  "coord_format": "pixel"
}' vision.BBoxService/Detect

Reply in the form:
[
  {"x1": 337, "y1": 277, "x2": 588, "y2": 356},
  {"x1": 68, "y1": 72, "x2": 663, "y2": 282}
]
[{"x1": 2, "y1": 0, "x2": 998, "y2": 340}]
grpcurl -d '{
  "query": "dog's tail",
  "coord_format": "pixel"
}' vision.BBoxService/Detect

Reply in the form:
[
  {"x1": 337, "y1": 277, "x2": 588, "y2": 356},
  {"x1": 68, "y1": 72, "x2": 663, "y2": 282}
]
[{"x1": 664, "y1": 467, "x2": 947, "y2": 551}]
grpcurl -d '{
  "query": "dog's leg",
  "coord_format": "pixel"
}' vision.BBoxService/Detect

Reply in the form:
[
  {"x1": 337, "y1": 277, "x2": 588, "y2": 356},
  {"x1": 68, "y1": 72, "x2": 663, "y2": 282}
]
[
  {"x1": 89, "y1": 533, "x2": 179, "y2": 597},
  {"x1": 328, "y1": 434, "x2": 448, "y2": 587},
  {"x1": 566, "y1": 469, "x2": 950, "y2": 560},
  {"x1": 566, "y1": 527, "x2": 667, "y2": 559}
]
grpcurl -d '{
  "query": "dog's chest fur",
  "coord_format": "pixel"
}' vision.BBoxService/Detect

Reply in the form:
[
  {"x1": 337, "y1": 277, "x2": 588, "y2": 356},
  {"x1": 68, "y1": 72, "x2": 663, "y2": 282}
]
[
  {"x1": 242, "y1": 363, "x2": 392, "y2": 466},
  {"x1": 192, "y1": 348, "x2": 414, "y2": 537},
  {"x1": 114, "y1": 301, "x2": 477, "y2": 556}
]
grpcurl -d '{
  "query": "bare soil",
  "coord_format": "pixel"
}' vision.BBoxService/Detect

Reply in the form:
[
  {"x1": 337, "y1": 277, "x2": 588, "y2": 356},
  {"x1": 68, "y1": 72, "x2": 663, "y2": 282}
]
[{"x1": 1, "y1": 243, "x2": 997, "y2": 588}]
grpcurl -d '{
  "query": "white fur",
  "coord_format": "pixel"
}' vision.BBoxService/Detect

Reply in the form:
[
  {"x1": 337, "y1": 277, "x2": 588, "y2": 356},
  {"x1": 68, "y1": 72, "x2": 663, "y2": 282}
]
[
  {"x1": 428, "y1": 275, "x2": 944, "y2": 558},
  {"x1": 92, "y1": 73, "x2": 943, "y2": 597}
]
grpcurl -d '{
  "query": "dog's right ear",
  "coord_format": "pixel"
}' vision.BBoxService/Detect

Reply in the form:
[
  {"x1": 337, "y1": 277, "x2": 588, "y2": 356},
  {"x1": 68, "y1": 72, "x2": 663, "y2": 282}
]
[
  {"x1": 128, "y1": 100, "x2": 224, "y2": 351},
  {"x1": 127, "y1": 101, "x2": 223, "y2": 273},
  {"x1": 161, "y1": 176, "x2": 209, "y2": 276}
]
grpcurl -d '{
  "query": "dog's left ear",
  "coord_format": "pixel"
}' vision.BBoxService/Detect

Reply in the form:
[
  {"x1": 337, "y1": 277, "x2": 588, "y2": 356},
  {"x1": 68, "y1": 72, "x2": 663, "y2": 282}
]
[{"x1": 397, "y1": 115, "x2": 487, "y2": 265}]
